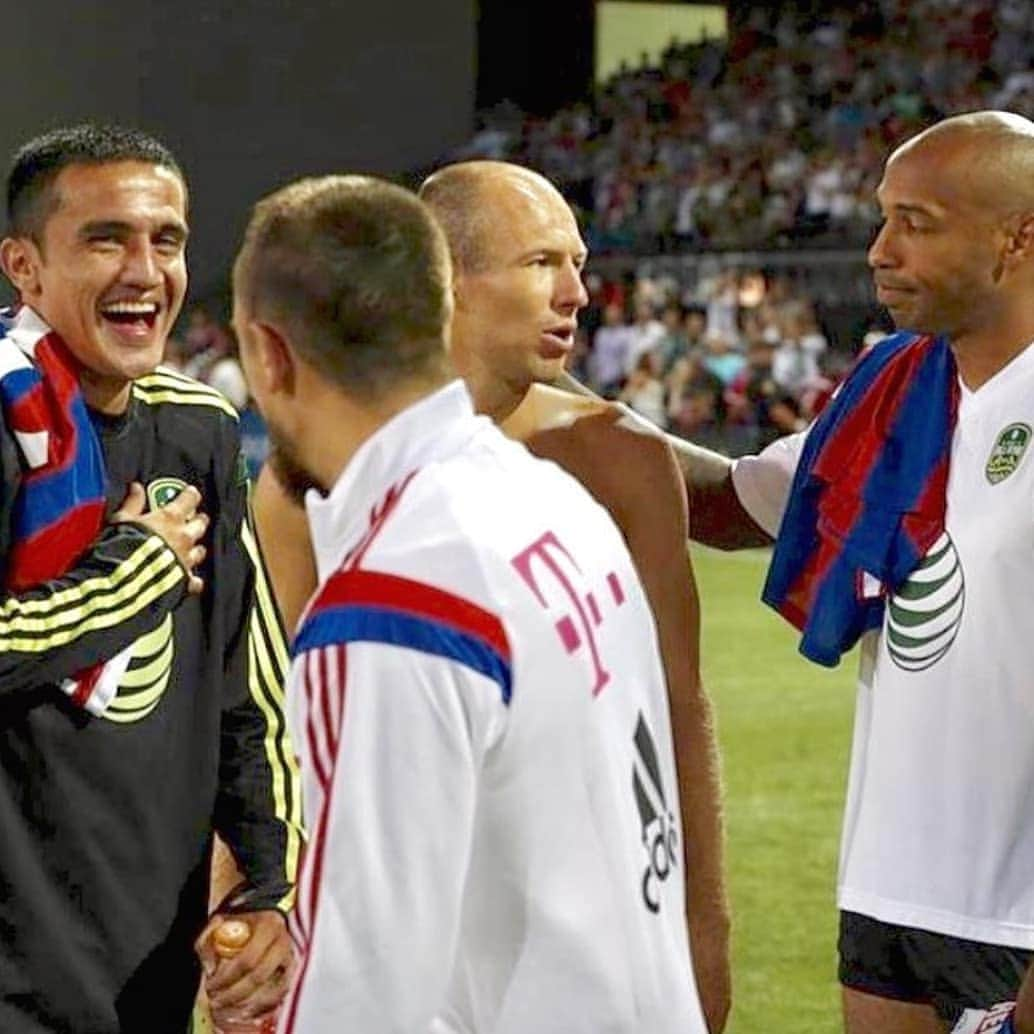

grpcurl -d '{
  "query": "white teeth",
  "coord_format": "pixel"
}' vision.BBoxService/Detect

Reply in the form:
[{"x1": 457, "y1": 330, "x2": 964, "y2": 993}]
[{"x1": 101, "y1": 302, "x2": 159, "y2": 316}]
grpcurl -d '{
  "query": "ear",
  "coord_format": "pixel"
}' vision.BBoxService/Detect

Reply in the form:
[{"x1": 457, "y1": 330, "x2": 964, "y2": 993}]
[
  {"x1": 247, "y1": 319, "x2": 298, "y2": 400},
  {"x1": 0, "y1": 236, "x2": 43, "y2": 300},
  {"x1": 450, "y1": 270, "x2": 470, "y2": 313},
  {"x1": 1007, "y1": 212, "x2": 1034, "y2": 263}
]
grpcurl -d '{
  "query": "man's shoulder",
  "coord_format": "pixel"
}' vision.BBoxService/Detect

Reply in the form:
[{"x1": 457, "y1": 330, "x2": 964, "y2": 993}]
[
  {"x1": 506, "y1": 383, "x2": 670, "y2": 457},
  {"x1": 501, "y1": 383, "x2": 610, "y2": 440},
  {"x1": 513, "y1": 389, "x2": 682, "y2": 515},
  {"x1": 132, "y1": 366, "x2": 239, "y2": 424}
]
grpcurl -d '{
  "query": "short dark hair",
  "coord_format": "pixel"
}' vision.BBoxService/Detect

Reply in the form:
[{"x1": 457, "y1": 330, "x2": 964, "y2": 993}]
[
  {"x1": 236, "y1": 175, "x2": 452, "y2": 399},
  {"x1": 6, "y1": 123, "x2": 184, "y2": 239}
]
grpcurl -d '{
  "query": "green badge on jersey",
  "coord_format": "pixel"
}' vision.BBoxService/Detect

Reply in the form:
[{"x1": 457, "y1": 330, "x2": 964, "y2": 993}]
[
  {"x1": 146, "y1": 477, "x2": 188, "y2": 510},
  {"x1": 985, "y1": 423, "x2": 1032, "y2": 485}
]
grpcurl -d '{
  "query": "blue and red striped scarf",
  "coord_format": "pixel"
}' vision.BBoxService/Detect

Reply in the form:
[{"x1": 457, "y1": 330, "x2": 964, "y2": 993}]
[
  {"x1": 762, "y1": 332, "x2": 958, "y2": 667},
  {"x1": 0, "y1": 306, "x2": 126, "y2": 712}
]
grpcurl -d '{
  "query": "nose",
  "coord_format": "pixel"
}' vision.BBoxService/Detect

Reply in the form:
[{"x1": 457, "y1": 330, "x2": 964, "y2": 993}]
[
  {"x1": 555, "y1": 258, "x2": 589, "y2": 312},
  {"x1": 868, "y1": 221, "x2": 896, "y2": 270},
  {"x1": 122, "y1": 236, "x2": 161, "y2": 287}
]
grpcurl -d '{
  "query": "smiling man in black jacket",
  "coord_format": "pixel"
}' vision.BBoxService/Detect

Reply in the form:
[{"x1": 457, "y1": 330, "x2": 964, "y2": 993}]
[{"x1": 0, "y1": 124, "x2": 301, "y2": 1034}]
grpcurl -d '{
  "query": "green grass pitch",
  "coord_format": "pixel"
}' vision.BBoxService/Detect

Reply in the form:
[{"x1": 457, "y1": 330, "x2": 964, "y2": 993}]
[{"x1": 693, "y1": 545, "x2": 856, "y2": 1034}]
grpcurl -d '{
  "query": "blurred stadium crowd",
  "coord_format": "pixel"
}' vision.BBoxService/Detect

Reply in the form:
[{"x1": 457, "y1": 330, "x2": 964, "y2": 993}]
[
  {"x1": 180, "y1": 0, "x2": 1033, "y2": 459},
  {"x1": 459, "y1": 0, "x2": 1033, "y2": 253}
]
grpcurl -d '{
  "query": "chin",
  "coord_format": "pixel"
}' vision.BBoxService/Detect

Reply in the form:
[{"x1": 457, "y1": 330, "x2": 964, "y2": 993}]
[
  {"x1": 119, "y1": 349, "x2": 167, "y2": 381},
  {"x1": 531, "y1": 356, "x2": 567, "y2": 384}
]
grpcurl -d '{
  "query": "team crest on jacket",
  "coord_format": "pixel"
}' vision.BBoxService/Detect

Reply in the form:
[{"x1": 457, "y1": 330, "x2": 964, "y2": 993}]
[
  {"x1": 985, "y1": 423, "x2": 1032, "y2": 485},
  {"x1": 632, "y1": 712, "x2": 678, "y2": 914},
  {"x1": 886, "y1": 532, "x2": 964, "y2": 672},
  {"x1": 146, "y1": 477, "x2": 188, "y2": 510},
  {"x1": 103, "y1": 614, "x2": 175, "y2": 724}
]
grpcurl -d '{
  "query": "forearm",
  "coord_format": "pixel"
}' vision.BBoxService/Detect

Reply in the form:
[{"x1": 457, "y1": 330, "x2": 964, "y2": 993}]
[
  {"x1": 1013, "y1": 966, "x2": 1034, "y2": 1033},
  {"x1": 668, "y1": 653, "x2": 730, "y2": 1034},
  {"x1": 252, "y1": 465, "x2": 318, "y2": 636},
  {"x1": 216, "y1": 505, "x2": 302, "y2": 914},
  {"x1": 676, "y1": 682, "x2": 728, "y2": 926},
  {"x1": 0, "y1": 524, "x2": 186, "y2": 694},
  {"x1": 668, "y1": 438, "x2": 773, "y2": 550}
]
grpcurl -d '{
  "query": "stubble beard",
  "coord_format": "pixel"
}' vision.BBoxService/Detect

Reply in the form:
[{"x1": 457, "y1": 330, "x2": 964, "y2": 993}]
[{"x1": 266, "y1": 419, "x2": 321, "y2": 506}]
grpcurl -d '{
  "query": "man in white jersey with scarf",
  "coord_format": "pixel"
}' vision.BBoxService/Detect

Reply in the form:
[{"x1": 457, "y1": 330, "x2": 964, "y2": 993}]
[
  {"x1": 676, "y1": 111, "x2": 1034, "y2": 1034},
  {"x1": 231, "y1": 174, "x2": 708, "y2": 1034}
]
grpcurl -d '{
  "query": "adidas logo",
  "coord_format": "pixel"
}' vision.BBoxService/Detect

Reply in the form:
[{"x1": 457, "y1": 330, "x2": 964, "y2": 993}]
[{"x1": 632, "y1": 712, "x2": 679, "y2": 914}]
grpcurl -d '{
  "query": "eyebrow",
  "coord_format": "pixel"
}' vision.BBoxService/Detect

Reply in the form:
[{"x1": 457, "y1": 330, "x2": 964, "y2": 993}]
[
  {"x1": 517, "y1": 246, "x2": 589, "y2": 265},
  {"x1": 78, "y1": 219, "x2": 189, "y2": 242},
  {"x1": 883, "y1": 202, "x2": 940, "y2": 220}
]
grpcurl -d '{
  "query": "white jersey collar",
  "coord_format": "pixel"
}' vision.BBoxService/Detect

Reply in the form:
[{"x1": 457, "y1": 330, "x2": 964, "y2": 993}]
[{"x1": 306, "y1": 378, "x2": 485, "y2": 580}]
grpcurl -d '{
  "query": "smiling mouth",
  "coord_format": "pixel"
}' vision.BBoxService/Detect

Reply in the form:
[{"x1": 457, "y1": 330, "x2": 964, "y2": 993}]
[{"x1": 99, "y1": 301, "x2": 161, "y2": 332}]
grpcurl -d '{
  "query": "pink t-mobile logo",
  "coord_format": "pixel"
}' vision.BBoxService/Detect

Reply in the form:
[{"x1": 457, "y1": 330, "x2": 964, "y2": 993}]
[{"x1": 511, "y1": 531, "x2": 625, "y2": 695}]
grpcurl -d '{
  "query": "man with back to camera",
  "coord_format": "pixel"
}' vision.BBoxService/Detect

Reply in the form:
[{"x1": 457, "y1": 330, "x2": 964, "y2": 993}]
[
  {"x1": 663, "y1": 110, "x2": 1034, "y2": 1034},
  {"x1": 232, "y1": 172, "x2": 710, "y2": 1033},
  {"x1": 0, "y1": 124, "x2": 301, "y2": 1033},
  {"x1": 252, "y1": 160, "x2": 731, "y2": 1032}
]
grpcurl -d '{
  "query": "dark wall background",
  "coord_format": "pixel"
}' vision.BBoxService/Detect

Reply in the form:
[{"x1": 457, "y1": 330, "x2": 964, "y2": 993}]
[
  {"x1": 476, "y1": 0, "x2": 596, "y2": 116},
  {"x1": 2, "y1": 1, "x2": 476, "y2": 303}
]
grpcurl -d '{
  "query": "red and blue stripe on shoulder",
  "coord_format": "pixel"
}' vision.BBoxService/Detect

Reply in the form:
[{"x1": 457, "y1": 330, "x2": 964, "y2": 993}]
[{"x1": 292, "y1": 567, "x2": 513, "y2": 705}]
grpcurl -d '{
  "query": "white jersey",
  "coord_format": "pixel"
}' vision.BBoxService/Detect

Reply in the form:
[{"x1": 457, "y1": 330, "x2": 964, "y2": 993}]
[
  {"x1": 733, "y1": 341, "x2": 1034, "y2": 948},
  {"x1": 279, "y1": 381, "x2": 705, "y2": 1034}
]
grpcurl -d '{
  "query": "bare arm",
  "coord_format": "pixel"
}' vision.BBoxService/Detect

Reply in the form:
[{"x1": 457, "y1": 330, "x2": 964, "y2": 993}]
[
  {"x1": 555, "y1": 370, "x2": 771, "y2": 550},
  {"x1": 252, "y1": 466, "x2": 319, "y2": 637},
  {"x1": 1014, "y1": 967, "x2": 1034, "y2": 1033},
  {"x1": 666, "y1": 436, "x2": 773, "y2": 550},
  {"x1": 525, "y1": 416, "x2": 731, "y2": 1034}
]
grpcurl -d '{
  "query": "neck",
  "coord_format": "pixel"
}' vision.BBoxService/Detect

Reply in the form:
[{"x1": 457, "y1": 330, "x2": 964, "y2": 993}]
[
  {"x1": 80, "y1": 369, "x2": 133, "y2": 415},
  {"x1": 469, "y1": 375, "x2": 527, "y2": 423},
  {"x1": 451, "y1": 347, "x2": 527, "y2": 424},
  {"x1": 302, "y1": 375, "x2": 450, "y2": 493},
  {"x1": 950, "y1": 311, "x2": 1034, "y2": 390}
]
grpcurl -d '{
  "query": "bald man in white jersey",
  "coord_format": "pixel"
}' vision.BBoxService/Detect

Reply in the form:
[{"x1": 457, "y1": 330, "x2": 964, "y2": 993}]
[{"x1": 664, "y1": 112, "x2": 1034, "y2": 1034}]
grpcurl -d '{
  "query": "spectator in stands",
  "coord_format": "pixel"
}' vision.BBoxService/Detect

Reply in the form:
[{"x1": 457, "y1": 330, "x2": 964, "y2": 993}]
[
  {"x1": 727, "y1": 334, "x2": 803, "y2": 451},
  {"x1": 455, "y1": 0, "x2": 1030, "y2": 256},
  {"x1": 667, "y1": 346, "x2": 725, "y2": 445},
  {"x1": 657, "y1": 302, "x2": 689, "y2": 375},
  {"x1": 771, "y1": 315, "x2": 821, "y2": 400},
  {"x1": 705, "y1": 270, "x2": 739, "y2": 340},
  {"x1": 625, "y1": 298, "x2": 667, "y2": 375},
  {"x1": 684, "y1": 307, "x2": 707, "y2": 354},
  {"x1": 591, "y1": 302, "x2": 633, "y2": 395},
  {"x1": 702, "y1": 331, "x2": 746, "y2": 387},
  {"x1": 619, "y1": 349, "x2": 667, "y2": 427},
  {"x1": 182, "y1": 305, "x2": 232, "y2": 372}
]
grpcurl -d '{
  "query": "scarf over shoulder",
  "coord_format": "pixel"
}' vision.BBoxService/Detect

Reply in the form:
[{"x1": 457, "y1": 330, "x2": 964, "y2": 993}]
[{"x1": 762, "y1": 332, "x2": 958, "y2": 667}]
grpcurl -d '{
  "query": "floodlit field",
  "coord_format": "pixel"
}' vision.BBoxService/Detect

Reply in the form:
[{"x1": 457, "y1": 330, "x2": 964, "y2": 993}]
[{"x1": 694, "y1": 545, "x2": 856, "y2": 1034}]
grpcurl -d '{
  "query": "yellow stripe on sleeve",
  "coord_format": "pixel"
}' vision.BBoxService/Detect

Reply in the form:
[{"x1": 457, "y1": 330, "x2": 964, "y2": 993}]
[{"x1": 242, "y1": 514, "x2": 303, "y2": 906}]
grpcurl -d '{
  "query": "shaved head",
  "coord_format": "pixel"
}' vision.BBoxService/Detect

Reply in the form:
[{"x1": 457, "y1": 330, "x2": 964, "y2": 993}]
[
  {"x1": 889, "y1": 110, "x2": 1034, "y2": 218},
  {"x1": 418, "y1": 160, "x2": 588, "y2": 420},
  {"x1": 420, "y1": 161, "x2": 572, "y2": 274},
  {"x1": 870, "y1": 109, "x2": 1034, "y2": 359}
]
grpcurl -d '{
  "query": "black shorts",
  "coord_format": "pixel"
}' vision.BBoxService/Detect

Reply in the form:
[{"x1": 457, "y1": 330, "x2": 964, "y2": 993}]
[{"x1": 838, "y1": 911, "x2": 1031, "y2": 1024}]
